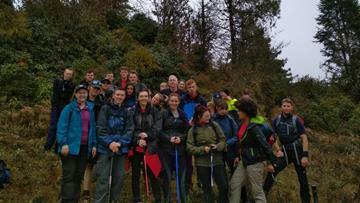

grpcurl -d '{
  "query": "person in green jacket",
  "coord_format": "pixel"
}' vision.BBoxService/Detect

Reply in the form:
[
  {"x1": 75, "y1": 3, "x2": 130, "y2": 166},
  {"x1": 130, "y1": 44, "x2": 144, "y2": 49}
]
[{"x1": 186, "y1": 105, "x2": 228, "y2": 203}]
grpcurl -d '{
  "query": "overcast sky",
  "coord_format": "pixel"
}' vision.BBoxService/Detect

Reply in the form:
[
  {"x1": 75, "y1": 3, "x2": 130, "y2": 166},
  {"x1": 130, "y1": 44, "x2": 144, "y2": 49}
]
[{"x1": 272, "y1": 0, "x2": 325, "y2": 78}]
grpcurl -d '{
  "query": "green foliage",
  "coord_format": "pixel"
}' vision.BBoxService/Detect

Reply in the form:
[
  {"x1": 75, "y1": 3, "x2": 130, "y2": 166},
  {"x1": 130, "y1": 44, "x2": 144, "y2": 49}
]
[{"x1": 126, "y1": 13, "x2": 158, "y2": 45}]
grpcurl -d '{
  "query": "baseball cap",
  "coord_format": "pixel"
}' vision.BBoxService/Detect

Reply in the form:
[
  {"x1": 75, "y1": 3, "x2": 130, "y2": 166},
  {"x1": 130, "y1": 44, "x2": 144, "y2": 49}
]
[{"x1": 90, "y1": 80, "x2": 101, "y2": 89}]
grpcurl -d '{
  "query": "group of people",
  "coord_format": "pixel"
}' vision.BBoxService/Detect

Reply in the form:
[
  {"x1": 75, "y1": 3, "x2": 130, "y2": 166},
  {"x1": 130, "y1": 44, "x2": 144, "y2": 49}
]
[{"x1": 45, "y1": 66, "x2": 311, "y2": 203}]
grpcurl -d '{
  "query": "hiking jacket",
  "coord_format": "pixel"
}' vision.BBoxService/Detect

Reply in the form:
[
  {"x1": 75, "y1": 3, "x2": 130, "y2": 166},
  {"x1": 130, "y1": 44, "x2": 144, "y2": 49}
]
[
  {"x1": 180, "y1": 93, "x2": 207, "y2": 121},
  {"x1": 125, "y1": 94, "x2": 136, "y2": 109},
  {"x1": 237, "y1": 122, "x2": 276, "y2": 167},
  {"x1": 213, "y1": 113, "x2": 239, "y2": 161},
  {"x1": 187, "y1": 121, "x2": 226, "y2": 167},
  {"x1": 272, "y1": 113, "x2": 305, "y2": 148},
  {"x1": 159, "y1": 108, "x2": 190, "y2": 153},
  {"x1": 132, "y1": 104, "x2": 162, "y2": 154},
  {"x1": 51, "y1": 78, "x2": 75, "y2": 110},
  {"x1": 97, "y1": 102, "x2": 134, "y2": 155},
  {"x1": 88, "y1": 95, "x2": 105, "y2": 122},
  {"x1": 56, "y1": 100, "x2": 97, "y2": 156}
]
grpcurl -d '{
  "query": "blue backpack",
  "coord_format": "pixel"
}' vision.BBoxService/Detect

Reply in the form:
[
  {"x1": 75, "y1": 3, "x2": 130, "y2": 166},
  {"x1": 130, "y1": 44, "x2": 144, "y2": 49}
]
[{"x1": 0, "y1": 160, "x2": 11, "y2": 188}]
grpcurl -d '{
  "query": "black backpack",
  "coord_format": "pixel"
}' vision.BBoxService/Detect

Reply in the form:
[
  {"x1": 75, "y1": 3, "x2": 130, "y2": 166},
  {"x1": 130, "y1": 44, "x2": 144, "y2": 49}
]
[{"x1": 0, "y1": 160, "x2": 11, "y2": 188}]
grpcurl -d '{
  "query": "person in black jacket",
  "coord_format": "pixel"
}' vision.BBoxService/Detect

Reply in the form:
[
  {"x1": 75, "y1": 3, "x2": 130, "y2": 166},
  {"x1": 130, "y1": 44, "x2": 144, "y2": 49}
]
[
  {"x1": 130, "y1": 89, "x2": 162, "y2": 203},
  {"x1": 229, "y1": 98, "x2": 276, "y2": 203},
  {"x1": 44, "y1": 68, "x2": 75, "y2": 151},
  {"x1": 159, "y1": 93, "x2": 190, "y2": 203}
]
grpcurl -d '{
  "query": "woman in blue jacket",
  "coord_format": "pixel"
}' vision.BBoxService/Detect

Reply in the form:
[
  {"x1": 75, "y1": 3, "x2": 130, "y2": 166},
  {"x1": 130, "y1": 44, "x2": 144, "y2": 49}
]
[{"x1": 56, "y1": 84, "x2": 97, "y2": 203}]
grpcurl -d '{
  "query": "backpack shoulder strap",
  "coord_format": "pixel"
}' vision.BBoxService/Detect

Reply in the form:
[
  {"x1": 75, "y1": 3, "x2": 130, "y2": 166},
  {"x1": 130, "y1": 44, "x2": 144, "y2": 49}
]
[
  {"x1": 274, "y1": 115, "x2": 281, "y2": 128},
  {"x1": 292, "y1": 115, "x2": 298, "y2": 134},
  {"x1": 192, "y1": 125, "x2": 198, "y2": 146},
  {"x1": 209, "y1": 121, "x2": 220, "y2": 143}
]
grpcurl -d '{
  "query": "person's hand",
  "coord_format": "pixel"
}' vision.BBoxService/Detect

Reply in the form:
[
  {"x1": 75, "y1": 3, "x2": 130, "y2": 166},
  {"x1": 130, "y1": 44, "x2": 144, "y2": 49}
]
[
  {"x1": 170, "y1": 137, "x2": 177, "y2": 143},
  {"x1": 204, "y1": 146, "x2": 211, "y2": 153},
  {"x1": 109, "y1": 142, "x2": 121, "y2": 153},
  {"x1": 92, "y1": 147, "x2": 97, "y2": 158},
  {"x1": 275, "y1": 150, "x2": 284, "y2": 158},
  {"x1": 139, "y1": 139, "x2": 147, "y2": 147},
  {"x1": 140, "y1": 132, "x2": 148, "y2": 139},
  {"x1": 210, "y1": 144, "x2": 217, "y2": 150},
  {"x1": 174, "y1": 137, "x2": 181, "y2": 144},
  {"x1": 233, "y1": 157, "x2": 240, "y2": 167},
  {"x1": 61, "y1": 145, "x2": 69, "y2": 156},
  {"x1": 301, "y1": 157, "x2": 309, "y2": 168},
  {"x1": 267, "y1": 164, "x2": 275, "y2": 173}
]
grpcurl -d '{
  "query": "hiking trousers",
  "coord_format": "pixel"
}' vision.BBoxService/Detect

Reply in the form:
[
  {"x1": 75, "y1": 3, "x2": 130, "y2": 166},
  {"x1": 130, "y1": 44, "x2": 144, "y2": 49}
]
[
  {"x1": 59, "y1": 145, "x2": 88, "y2": 203},
  {"x1": 229, "y1": 161, "x2": 267, "y2": 203},
  {"x1": 158, "y1": 150, "x2": 187, "y2": 203},
  {"x1": 263, "y1": 149, "x2": 310, "y2": 203},
  {"x1": 197, "y1": 164, "x2": 229, "y2": 203},
  {"x1": 131, "y1": 151, "x2": 162, "y2": 203},
  {"x1": 94, "y1": 154, "x2": 126, "y2": 203}
]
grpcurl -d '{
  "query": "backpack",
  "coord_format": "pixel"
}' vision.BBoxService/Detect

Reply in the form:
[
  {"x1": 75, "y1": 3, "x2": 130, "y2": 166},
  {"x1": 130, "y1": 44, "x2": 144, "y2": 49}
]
[
  {"x1": 0, "y1": 160, "x2": 11, "y2": 188},
  {"x1": 250, "y1": 116, "x2": 276, "y2": 146},
  {"x1": 192, "y1": 121, "x2": 220, "y2": 146},
  {"x1": 273, "y1": 114, "x2": 304, "y2": 145}
]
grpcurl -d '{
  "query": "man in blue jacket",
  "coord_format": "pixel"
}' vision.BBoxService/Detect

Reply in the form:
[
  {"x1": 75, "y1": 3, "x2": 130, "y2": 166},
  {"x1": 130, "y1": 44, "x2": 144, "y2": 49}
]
[
  {"x1": 212, "y1": 101, "x2": 239, "y2": 173},
  {"x1": 94, "y1": 88, "x2": 134, "y2": 202}
]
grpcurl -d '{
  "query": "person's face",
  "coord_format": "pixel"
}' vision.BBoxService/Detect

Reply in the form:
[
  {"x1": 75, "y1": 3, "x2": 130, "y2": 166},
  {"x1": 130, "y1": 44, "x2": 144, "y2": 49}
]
[
  {"x1": 160, "y1": 82, "x2": 168, "y2": 91},
  {"x1": 187, "y1": 83, "x2": 197, "y2": 95},
  {"x1": 217, "y1": 107, "x2": 228, "y2": 116},
  {"x1": 106, "y1": 73, "x2": 114, "y2": 82},
  {"x1": 151, "y1": 94, "x2": 161, "y2": 106},
  {"x1": 178, "y1": 81, "x2": 185, "y2": 90},
  {"x1": 129, "y1": 74, "x2": 138, "y2": 84},
  {"x1": 238, "y1": 111, "x2": 248, "y2": 120},
  {"x1": 168, "y1": 75, "x2": 178, "y2": 89},
  {"x1": 102, "y1": 83, "x2": 110, "y2": 91},
  {"x1": 168, "y1": 96, "x2": 180, "y2": 110},
  {"x1": 89, "y1": 86, "x2": 101, "y2": 97},
  {"x1": 63, "y1": 69, "x2": 73, "y2": 80},
  {"x1": 138, "y1": 91, "x2": 149, "y2": 106},
  {"x1": 126, "y1": 85, "x2": 134, "y2": 95},
  {"x1": 113, "y1": 90, "x2": 126, "y2": 104},
  {"x1": 281, "y1": 102, "x2": 293, "y2": 114},
  {"x1": 76, "y1": 89, "x2": 88, "y2": 103},
  {"x1": 120, "y1": 70, "x2": 128, "y2": 79},
  {"x1": 86, "y1": 72, "x2": 94, "y2": 82},
  {"x1": 199, "y1": 111, "x2": 211, "y2": 123}
]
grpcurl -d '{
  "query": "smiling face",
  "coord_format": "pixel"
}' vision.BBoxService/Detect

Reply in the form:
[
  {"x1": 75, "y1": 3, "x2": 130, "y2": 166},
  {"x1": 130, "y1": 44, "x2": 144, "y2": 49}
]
[
  {"x1": 126, "y1": 85, "x2": 134, "y2": 96},
  {"x1": 151, "y1": 94, "x2": 162, "y2": 106},
  {"x1": 138, "y1": 90, "x2": 149, "y2": 106},
  {"x1": 187, "y1": 82, "x2": 197, "y2": 95},
  {"x1": 75, "y1": 89, "x2": 88, "y2": 103},
  {"x1": 199, "y1": 110, "x2": 211, "y2": 124},
  {"x1": 85, "y1": 72, "x2": 94, "y2": 82},
  {"x1": 129, "y1": 73, "x2": 138, "y2": 84},
  {"x1": 113, "y1": 89, "x2": 126, "y2": 104},
  {"x1": 120, "y1": 69, "x2": 128, "y2": 80},
  {"x1": 63, "y1": 69, "x2": 73, "y2": 81},
  {"x1": 178, "y1": 81, "x2": 185, "y2": 90},
  {"x1": 89, "y1": 86, "x2": 101, "y2": 97},
  {"x1": 106, "y1": 73, "x2": 114, "y2": 82},
  {"x1": 168, "y1": 75, "x2": 178, "y2": 89},
  {"x1": 168, "y1": 95, "x2": 180, "y2": 110}
]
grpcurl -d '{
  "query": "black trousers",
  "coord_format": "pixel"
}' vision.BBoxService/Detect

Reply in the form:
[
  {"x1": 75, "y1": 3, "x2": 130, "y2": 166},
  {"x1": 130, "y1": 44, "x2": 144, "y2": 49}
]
[
  {"x1": 197, "y1": 165, "x2": 229, "y2": 203},
  {"x1": 263, "y1": 149, "x2": 310, "y2": 203},
  {"x1": 159, "y1": 149, "x2": 187, "y2": 203},
  {"x1": 131, "y1": 151, "x2": 161, "y2": 203},
  {"x1": 60, "y1": 145, "x2": 88, "y2": 203}
]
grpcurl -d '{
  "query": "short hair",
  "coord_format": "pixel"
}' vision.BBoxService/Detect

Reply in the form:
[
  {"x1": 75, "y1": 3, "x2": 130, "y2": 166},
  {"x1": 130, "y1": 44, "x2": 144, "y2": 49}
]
[
  {"x1": 216, "y1": 100, "x2": 228, "y2": 110},
  {"x1": 281, "y1": 98, "x2": 294, "y2": 106},
  {"x1": 120, "y1": 66, "x2": 129, "y2": 71},
  {"x1": 129, "y1": 70, "x2": 138, "y2": 75},
  {"x1": 64, "y1": 68, "x2": 73, "y2": 72},
  {"x1": 114, "y1": 87, "x2": 126, "y2": 93},
  {"x1": 186, "y1": 79, "x2": 196, "y2": 87},
  {"x1": 86, "y1": 69, "x2": 94, "y2": 74},
  {"x1": 235, "y1": 98, "x2": 257, "y2": 118},
  {"x1": 168, "y1": 93, "x2": 180, "y2": 101}
]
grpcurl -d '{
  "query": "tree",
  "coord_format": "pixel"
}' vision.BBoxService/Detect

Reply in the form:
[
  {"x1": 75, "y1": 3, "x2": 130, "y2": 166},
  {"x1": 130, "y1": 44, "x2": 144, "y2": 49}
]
[{"x1": 315, "y1": 0, "x2": 360, "y2": 100}]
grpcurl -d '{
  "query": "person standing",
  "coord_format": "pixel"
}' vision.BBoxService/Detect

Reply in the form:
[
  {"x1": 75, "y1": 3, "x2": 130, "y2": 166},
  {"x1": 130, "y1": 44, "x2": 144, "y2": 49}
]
[
  {"x1": 263, "y1": 98, "x2": 310, "y2": 203},
  {"x1": 56, "y1": 84, "x2": 97, "y2": 203},
  {"x1": 229, "y1": 98, "x2": 276, "y2": 203},
  {"x1": 94, "y1": 88, "x2": 134, "y2": 202},
  {"x1": 44, "y1": 68, "x2": 75, "y2": 151},
  {"x1": 130, "y1": 89, "x2": 162, "y2": 203},
  {"x1": 159, "y1": 93, "x2": 189, "y2": 203},
  {"x1": 128, "y1": 70, "x2": 146, "y2": 94},
  {"x1": 80, "y1": 69, "x2": 95, "y2": 87},
  {"x1": 186, "y1": 105, "x2": 228, "y2": 203},
  {"x1": 117, "y1": 66, "x2": 129, "y2": 89}
]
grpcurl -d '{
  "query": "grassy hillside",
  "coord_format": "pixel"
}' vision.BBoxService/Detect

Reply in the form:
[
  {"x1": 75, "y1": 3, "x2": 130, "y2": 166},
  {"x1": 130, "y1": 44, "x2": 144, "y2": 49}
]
[{"x1": 0, "y1": 103, "x2": 359, "y2": 202}]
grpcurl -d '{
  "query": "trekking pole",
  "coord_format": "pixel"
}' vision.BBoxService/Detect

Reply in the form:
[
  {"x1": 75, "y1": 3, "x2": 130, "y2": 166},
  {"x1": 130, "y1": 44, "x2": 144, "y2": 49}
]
[
  {"x1": 143, "y1": 152, "x2": 150, "y2": 202},
  {"x1": 108, "y1": 152, "x2": 115, "y2": 203},
  {"x1": 175, "y1": 145, "x2": 181, "y2": 203},
  {"x1": 210, "y1": 148, "x2": 214, "y2": 187},
  {"x1": 312, "y1": 185, "x2": 319, "y2": 203}
]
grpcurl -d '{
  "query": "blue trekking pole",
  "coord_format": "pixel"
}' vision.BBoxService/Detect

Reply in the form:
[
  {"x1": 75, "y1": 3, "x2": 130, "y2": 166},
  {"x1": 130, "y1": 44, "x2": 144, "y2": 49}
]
[{"x1": 175, "y1": 145, "x2": 180, "y2": 203}]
